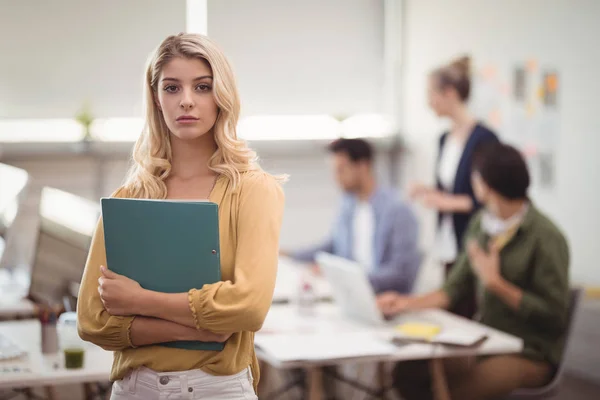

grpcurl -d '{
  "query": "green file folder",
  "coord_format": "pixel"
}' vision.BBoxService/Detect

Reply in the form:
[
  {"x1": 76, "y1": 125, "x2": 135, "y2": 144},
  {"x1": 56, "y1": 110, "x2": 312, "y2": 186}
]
[{"x1": 101, "y1": 198, "x2": 223, "y2": 351}]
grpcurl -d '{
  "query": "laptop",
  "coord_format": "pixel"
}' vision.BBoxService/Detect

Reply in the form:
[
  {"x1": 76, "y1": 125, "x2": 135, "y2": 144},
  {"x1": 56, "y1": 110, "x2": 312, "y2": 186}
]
[
  {"x1": 315, "y1": 252, "x2": 390, "y2": 326},
  {"x1": 315, "y1": 252, "x2": 489, "y2": 347}
]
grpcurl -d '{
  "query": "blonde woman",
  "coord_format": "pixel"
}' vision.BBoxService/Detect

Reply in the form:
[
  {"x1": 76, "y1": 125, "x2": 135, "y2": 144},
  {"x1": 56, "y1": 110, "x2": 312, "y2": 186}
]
[{"x1": 77, "y1": 33, "x2": 285, "y2": 400}]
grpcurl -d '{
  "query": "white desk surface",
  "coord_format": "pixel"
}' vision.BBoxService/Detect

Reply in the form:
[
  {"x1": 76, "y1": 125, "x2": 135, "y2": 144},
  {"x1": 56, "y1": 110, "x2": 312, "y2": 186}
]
[
  {"x1": 1, "y1": 260, "x2": 522, "y2": 388},
  {"x1": 1, "y1": 307, "x2": 523, "y2": 389},
  {"x1": 0, "y1": 320, "x2": 112, "y2": 389},
  {"x1": 256, "y1": 303, "x2": 524, "y2": 369}
]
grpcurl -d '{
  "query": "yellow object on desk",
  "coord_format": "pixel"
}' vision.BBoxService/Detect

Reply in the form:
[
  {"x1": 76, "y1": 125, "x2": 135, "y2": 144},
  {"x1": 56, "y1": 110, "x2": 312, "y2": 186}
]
[{"x1": 395, "y1": 322, "x2": 442, "y2": 341}]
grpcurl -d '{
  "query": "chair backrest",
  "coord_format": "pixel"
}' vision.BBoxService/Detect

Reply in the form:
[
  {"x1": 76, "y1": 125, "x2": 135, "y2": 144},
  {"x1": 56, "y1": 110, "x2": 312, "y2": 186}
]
[
  {"x1": 507, "y1": 287, "x2": 585, "y2": 398},
  {"x1": 555, "y1": 287, "x2": 584, "y2": 375}
]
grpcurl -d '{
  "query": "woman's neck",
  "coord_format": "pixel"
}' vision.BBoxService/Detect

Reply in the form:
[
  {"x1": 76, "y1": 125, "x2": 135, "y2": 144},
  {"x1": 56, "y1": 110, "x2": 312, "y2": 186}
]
[
  {"x1": 169, "y1": 132, "x2": 218, "y2": 180},
  {"x1": 488, "y1": 199, "x2": 528, "y2": 220},
  {"x1": 449, "y1": 104, "x2": 476, "y2": 139}
]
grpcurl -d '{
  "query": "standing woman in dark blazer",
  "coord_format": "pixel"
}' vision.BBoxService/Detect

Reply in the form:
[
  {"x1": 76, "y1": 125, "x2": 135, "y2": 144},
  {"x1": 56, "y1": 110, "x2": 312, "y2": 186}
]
[{"x1": 411, "y1": 55, "x2": 498, "y2": 319}]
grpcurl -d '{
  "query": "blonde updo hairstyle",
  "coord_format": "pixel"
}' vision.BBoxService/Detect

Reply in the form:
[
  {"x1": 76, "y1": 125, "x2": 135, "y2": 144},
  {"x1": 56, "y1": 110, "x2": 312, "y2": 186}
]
[{"x1": 431, "y1": 55, "x2": 472, "y2": 102}]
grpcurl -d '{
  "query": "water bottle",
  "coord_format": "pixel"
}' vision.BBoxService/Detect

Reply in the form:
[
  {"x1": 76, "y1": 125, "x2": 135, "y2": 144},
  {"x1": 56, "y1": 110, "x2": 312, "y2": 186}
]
[{"x1": 297, "y1": 277, "x2": 316, "y2": 316}]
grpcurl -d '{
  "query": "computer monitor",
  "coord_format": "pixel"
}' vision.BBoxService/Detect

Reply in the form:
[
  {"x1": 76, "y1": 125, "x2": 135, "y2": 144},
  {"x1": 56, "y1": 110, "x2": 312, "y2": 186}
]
[
  {"x1": 28, "y1": 187, "x2": 100, "y2": 306},
  {"x1": 0, "y1": 163, "x2": 29, "y2": 268}
]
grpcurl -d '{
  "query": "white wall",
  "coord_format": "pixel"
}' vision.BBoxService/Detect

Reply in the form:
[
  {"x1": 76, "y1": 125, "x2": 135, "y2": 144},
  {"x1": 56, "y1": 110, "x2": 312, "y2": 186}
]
[
  {"x1": 401, "y1": 0, "x2": 600, "y2": 286},
  {"x1": 207, "y1": 0, "x2": 384, "y2": 116},
  {"x1": 0, "y1": 0, "x2": 187, "y2": 119}
]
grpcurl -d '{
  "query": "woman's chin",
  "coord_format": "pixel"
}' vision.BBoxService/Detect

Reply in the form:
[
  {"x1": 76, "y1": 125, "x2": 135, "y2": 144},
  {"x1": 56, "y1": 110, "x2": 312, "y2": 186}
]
[{"x1": 170, "y1": 129, "x2": 212, "y2": 141}]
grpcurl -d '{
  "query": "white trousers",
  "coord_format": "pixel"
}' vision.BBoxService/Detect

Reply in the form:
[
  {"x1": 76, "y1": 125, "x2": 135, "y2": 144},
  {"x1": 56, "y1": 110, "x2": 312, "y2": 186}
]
[{"x1": 110, "y1": 366, "x2": 258, "y2": 400}]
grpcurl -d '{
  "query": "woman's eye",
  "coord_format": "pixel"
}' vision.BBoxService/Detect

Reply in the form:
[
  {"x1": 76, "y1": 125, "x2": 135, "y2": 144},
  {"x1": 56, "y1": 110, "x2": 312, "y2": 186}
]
[
  {"x1": 196, "y1": 84, "x2": 212, "y2": 92},
  {"x1": 163, "y1": 85, "x2": 179, "y2": 93}
]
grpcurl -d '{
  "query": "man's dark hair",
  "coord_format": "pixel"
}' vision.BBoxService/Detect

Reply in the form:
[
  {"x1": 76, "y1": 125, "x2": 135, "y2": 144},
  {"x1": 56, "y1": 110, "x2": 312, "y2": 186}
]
[
  {"x1": 472, "y1": 142, "x2": 530, "y2": 200},
  {"x1": 327, "y1": 138, "x2": 373, "y2": 163}
]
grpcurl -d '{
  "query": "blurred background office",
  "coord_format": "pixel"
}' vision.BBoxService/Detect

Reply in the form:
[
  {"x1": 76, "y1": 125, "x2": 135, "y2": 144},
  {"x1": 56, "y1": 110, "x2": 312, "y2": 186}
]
[{"x1": 1, "y1": 0, "x2": 599, "y2": 399}]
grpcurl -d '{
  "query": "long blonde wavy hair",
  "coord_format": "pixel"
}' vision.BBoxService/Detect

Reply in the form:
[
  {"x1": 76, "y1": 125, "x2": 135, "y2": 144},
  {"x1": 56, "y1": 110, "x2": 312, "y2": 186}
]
[{"x1": 122, "y1": 33, "x2": 263, "y2": 199}]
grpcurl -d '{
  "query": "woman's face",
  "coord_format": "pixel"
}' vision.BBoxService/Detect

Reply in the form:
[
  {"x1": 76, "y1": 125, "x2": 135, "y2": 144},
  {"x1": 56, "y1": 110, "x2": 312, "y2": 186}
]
[
  {"x1": 156, "y1": 57, "x2": 219, "y2": 141},
  {"x1": 427, "y1": 75, "x2": 453, "y2": 117}
]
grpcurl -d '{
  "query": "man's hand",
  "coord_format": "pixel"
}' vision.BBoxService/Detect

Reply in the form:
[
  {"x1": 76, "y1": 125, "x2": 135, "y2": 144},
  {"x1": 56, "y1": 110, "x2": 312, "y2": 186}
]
[
  {"x1": 467, "y1": 240, "x2": 502, "y2": 289},
  {"x1": 98, "y1": 265, "x2": 145, "y2": 316},
  {"x1": 376, "y1": 291, "x2": 412, "y2": 317},
  {"x1": 310, "y1": 262, "x2": 322, "y2": 276}
]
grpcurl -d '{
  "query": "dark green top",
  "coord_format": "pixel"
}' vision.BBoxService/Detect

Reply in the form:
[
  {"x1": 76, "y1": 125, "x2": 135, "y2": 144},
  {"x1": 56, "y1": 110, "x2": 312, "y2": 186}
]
[{"x1": 443, "y1": 204, "x2": 570, "y2": 367}]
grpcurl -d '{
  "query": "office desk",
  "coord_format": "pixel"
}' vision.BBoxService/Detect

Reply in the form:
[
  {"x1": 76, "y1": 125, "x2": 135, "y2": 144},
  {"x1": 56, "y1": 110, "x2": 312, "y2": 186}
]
[
  {"x1": 255, "y1": 303, "x2": 523, "y2": 400},
  {"x1": 0, "y1": 320, "x2": 111, "y2": 391}
]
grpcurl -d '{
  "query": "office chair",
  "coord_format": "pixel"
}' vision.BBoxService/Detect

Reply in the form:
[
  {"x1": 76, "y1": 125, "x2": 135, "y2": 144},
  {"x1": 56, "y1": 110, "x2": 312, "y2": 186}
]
[{"x1": 506, "y1": 287, "x2": 584, "y2": 399}]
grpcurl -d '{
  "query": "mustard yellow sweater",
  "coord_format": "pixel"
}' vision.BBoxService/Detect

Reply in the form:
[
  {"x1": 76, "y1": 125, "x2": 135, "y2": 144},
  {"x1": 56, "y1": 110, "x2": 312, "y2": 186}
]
[{"x1": 77, "y1": 171, "x2": 284, "y2": 390}]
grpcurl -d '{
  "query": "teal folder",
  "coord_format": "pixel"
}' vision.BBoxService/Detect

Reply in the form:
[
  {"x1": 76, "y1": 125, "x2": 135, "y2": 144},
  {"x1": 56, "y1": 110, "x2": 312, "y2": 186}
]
[{"x1": 100, "y1": 198, "x2": 223, "y2": 351}]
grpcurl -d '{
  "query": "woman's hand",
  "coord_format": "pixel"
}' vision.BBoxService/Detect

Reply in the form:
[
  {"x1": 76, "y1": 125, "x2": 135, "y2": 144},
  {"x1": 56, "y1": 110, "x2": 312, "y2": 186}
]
[
  {"x1": 410, "y1": 183, "x2": 450, "y2": 210},
  {"x1": 408, "y1": 182, "x2": 431, "y2": 199},
  {"x1": 467, "y1": 240, "x2": 502, "y2": 289},
  {"x1": 420, "y1": 191, "x2": 473, "y2": 213},
  {"x1": 98, "y1": 265, "x2": 146, "y2": 316},
  {"x1": 421, "y1": 190, "x2": 446, "y2": 209}
]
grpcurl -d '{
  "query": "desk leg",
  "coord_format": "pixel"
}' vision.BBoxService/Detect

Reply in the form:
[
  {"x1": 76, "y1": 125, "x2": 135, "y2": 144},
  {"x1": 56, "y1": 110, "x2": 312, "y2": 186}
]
[
  {"x1": 44, "y1": 386, "x2": 57, "y2": 400},
  {"x1": 430, "y1": 359, "x2": 451, "y2": 400},
  {"x1": 306, "y1": 367, "x2": 323, "y2": 400},
  {"x1": 83, "y1": 383, "x2": 95, "y2": 400},
  {"x1": 377, "y1": 361, "x2": 389, "y2": 399}
]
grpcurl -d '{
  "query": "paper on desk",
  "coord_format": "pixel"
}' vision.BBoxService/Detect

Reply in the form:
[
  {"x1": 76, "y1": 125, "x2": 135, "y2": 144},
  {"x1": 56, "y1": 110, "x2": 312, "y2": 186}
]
[
  {"x1": 255, "y1": 332, "x2": 398, "y2": 362},
  {"x1": 0, "y1": 333, "x2": 26, "y2": 361}
]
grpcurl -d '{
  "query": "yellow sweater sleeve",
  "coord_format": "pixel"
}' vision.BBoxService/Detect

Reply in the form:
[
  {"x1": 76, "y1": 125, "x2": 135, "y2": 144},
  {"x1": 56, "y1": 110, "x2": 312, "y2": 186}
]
[
  {"x1": 189, "y1": 172, "x2": 285, "y2": 333},
  {"x1": 77, "y1": 192, "x2": 135, "y2": 351}
]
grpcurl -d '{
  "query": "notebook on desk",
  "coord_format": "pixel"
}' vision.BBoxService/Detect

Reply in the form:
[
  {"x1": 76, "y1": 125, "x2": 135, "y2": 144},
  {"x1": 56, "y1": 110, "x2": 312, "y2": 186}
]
[
  {"x1": 101, "y1": 198, "x2": 223, "y2": 351},
  {"x1": 393, "y1": 322, "x2": 488, "y2": 347}
]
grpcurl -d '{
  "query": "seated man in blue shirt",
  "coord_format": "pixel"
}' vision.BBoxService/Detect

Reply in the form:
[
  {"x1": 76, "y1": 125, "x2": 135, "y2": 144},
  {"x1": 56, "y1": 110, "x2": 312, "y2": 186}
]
[{"x1": 286, "y1": 138, "x2": 421, "y2": 294}]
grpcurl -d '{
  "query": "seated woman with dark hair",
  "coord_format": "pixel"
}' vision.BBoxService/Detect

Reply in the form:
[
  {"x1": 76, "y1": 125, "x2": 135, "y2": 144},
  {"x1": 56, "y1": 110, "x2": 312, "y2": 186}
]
[{"x1": 378, "y1": 142, "x2": 570, "y2": 400}]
